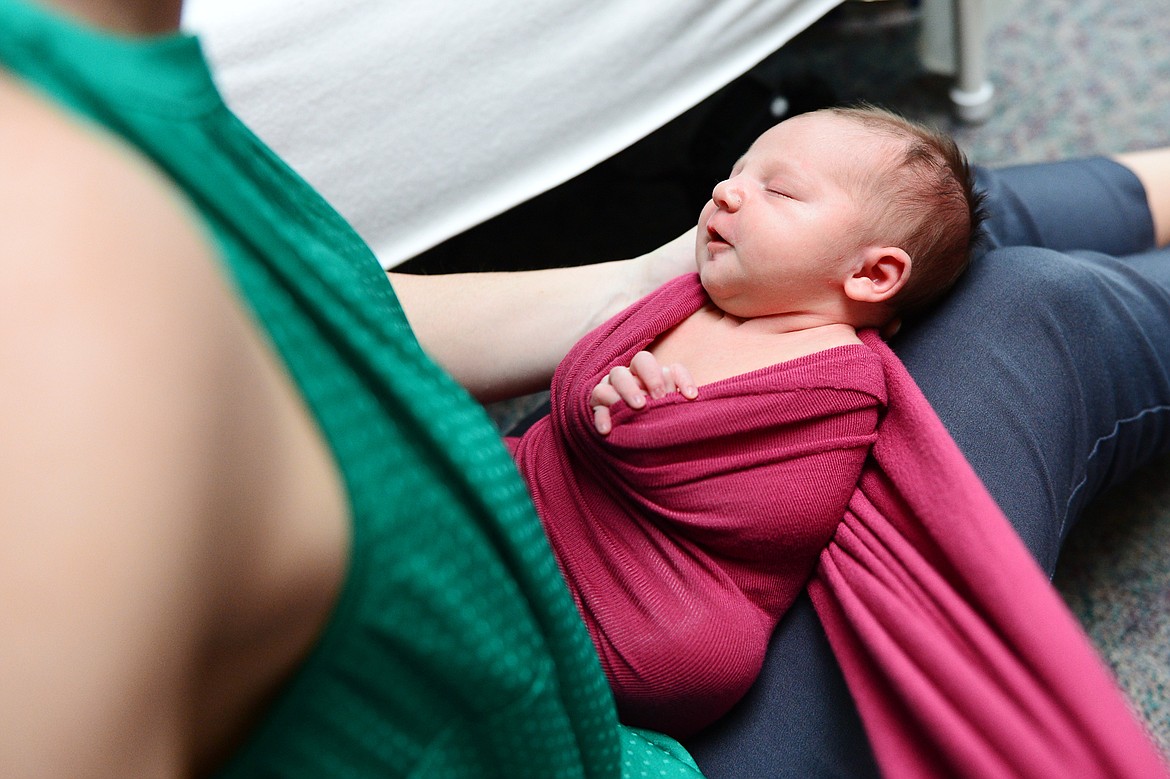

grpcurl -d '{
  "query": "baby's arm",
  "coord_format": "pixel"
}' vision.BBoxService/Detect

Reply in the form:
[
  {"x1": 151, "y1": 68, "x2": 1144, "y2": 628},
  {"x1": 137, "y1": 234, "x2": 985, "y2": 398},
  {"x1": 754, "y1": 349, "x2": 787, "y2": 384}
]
[{"x1": 590, "y1": 351, "x2": 698, "y2": 434}]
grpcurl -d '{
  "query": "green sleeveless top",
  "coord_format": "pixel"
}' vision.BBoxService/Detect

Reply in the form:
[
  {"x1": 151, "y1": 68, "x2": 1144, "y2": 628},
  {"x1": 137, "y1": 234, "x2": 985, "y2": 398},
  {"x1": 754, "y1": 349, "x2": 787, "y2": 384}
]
[{"x1": 0, "y1": 1, "x2": 702, "y2": 776}]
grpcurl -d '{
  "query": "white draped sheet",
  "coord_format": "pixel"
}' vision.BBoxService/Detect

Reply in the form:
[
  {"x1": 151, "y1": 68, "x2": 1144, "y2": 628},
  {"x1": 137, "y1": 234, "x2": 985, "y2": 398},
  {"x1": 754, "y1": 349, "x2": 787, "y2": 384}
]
[
  {"x1": 183, "y1": 0, "x2": 853, "y2": 268},
  {"x1": 184, "y1": 1, "x2": 1002, "y2": 268}
]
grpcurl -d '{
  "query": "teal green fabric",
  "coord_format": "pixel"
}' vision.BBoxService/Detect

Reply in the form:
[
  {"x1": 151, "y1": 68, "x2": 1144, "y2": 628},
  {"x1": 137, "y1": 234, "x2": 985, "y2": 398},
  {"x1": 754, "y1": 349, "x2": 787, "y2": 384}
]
[{"x1": 0, "y1": 2, "x2": 704, "y2": 776}]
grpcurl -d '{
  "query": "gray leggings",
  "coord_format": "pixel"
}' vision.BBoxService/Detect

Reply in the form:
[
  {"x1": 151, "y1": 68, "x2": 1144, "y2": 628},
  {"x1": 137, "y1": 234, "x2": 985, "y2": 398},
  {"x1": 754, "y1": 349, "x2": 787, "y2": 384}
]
[{"x1": 687, "y1": 157, "x2": 1169, "y2": 777}]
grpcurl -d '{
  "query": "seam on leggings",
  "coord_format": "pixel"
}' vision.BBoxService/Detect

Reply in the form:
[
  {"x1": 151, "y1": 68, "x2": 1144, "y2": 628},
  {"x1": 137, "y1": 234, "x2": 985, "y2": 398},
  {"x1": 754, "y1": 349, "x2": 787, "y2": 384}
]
[{"x1": 1062, "y1": 403, "x2": 1170, "y2": 540}]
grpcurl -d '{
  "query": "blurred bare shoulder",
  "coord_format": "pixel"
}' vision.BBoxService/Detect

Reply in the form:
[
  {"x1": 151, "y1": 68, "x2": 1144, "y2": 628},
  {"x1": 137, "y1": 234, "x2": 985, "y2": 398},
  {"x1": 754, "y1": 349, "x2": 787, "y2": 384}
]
[
  {"x1": 0, "y1": 70, "x2": 225, "y2": 340},
  {"x1": 0, "y1": 71, "x2": 347, "y2": 775}
]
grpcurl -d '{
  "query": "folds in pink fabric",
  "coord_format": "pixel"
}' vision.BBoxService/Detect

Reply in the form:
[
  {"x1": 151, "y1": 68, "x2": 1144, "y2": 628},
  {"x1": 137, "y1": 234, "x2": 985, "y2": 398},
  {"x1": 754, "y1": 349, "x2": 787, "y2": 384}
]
[
  {"x1": 512, "y1": 273, "x2": 1167, "y2": 776},
  {"x1": 510, "y1": 274, "x2": 886, "y2": 736},
  {"x1": 810, "y1": 329, "x2": 1168, "y2": 778}
]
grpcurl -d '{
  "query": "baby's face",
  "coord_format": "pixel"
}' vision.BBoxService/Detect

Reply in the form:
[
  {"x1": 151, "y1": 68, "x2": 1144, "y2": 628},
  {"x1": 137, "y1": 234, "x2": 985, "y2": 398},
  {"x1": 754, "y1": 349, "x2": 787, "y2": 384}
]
[{"x1": 695, "y1": 111, "x2": 894, "y2": 319}]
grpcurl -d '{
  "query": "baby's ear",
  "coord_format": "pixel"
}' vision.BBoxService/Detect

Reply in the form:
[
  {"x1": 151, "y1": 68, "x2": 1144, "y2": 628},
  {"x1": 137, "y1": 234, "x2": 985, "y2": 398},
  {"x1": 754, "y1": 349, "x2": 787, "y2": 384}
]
[{"x1": 843, "y1": 246, "x2": 911, "y2": 304}]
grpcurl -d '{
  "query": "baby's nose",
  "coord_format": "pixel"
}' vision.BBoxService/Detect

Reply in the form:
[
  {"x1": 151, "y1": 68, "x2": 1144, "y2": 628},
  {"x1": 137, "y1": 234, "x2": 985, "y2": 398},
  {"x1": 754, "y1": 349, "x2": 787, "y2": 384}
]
[{"x1": 712, "y1": 178, "x2": 743, "y2": 210}]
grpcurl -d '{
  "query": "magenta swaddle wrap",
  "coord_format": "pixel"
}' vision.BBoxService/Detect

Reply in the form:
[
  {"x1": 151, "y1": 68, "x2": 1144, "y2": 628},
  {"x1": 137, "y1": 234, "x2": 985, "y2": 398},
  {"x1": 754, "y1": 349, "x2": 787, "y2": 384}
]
[
  {"x1": 511, "y1": 274, "x2": 1166, "y2": 776},
  {"x1": 812, "y1": 327, "x2": 1167, "y2": 777}
]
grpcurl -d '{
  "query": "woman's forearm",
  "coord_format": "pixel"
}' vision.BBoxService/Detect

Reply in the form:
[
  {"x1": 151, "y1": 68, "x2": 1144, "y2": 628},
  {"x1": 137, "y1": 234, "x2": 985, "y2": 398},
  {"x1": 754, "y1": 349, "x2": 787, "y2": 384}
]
[{"x1": 391, "y1": 229, "x2": 695, "y2": 403}]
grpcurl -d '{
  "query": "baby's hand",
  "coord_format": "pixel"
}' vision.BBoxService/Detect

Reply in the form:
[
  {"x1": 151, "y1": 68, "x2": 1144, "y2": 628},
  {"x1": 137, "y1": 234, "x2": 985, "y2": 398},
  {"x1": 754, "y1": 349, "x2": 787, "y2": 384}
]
[{"x1": 590, "y1": 351, "x2": 698, "y2": 434}]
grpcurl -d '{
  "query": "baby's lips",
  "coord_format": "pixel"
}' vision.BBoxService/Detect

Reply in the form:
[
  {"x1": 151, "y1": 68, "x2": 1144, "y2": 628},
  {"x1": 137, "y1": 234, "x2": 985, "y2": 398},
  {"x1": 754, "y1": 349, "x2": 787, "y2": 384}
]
[{"x1": 704, "y1": 216, "x2": 734, "y2": 246}]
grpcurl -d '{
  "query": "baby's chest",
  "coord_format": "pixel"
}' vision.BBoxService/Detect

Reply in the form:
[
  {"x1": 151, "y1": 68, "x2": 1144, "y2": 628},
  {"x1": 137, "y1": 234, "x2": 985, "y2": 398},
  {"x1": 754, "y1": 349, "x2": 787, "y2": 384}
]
[{"x1": 647, "y1": 316, "x2": 781, "y2": 386}]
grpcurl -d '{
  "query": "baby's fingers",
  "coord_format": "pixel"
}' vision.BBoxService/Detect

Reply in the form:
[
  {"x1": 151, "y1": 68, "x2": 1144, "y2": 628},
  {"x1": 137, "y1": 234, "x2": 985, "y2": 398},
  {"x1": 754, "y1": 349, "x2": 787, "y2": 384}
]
[
  {"x1": 592, "y1": 405, "x2": 615, "y2": 435},
  {"x1": 589, "y1": 381, "x2": 621, "y2": 434},
  {"x1": 630, "y1": 351, "x2": 669, "y2": 399},
  {"x1": 664, "y1": 363, "x2": 698, "y2": 400},
  {"x1": 606, "y1": 366, "x2": 648, "y2": 409}
]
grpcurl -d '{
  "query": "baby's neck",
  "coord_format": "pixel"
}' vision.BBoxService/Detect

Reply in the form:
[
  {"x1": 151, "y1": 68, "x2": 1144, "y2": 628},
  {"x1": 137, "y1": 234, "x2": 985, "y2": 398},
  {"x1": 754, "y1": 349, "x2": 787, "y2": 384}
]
[
  {"x1": 649, "y1": 306, "x2": 862, "y2": 387},
  {"x1": 707, "y1": 306, "x2": 858, "y2": 338}
]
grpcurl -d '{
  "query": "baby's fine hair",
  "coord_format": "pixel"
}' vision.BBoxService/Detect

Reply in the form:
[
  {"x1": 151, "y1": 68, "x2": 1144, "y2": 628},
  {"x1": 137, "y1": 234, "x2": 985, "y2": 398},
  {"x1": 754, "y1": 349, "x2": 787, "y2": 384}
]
[{"x1": 825, "y1": 104, "x2": 986, "y2": 316}]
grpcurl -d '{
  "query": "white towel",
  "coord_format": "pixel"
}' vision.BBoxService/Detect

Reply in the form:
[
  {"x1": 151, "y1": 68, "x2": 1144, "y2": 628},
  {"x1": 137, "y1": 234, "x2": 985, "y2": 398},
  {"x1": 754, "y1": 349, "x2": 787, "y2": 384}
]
[{"x1": 184, "y1": 0, "x2": 844, "y2": 268}]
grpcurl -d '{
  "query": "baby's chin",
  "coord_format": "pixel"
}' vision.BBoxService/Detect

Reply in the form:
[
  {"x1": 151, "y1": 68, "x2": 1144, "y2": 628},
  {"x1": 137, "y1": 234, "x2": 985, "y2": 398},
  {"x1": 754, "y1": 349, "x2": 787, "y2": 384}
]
[{"x1": 696, "y1": 269, "x2": 726, "y2": 304}]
